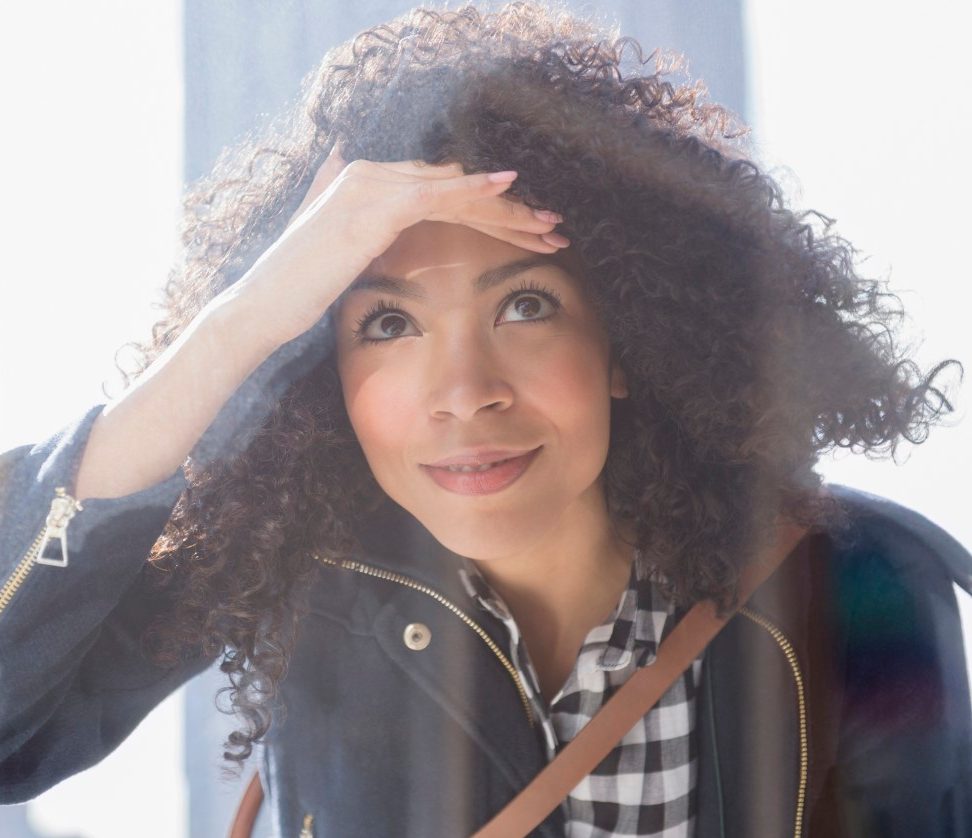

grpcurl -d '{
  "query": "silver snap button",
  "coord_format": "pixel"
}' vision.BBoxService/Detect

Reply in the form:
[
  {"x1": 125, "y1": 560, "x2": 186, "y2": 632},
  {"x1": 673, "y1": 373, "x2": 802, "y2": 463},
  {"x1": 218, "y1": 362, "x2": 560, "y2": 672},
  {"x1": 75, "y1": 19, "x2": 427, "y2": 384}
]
[{"x1": 403, "y1": 622, "x2": 431, "y2": 651}]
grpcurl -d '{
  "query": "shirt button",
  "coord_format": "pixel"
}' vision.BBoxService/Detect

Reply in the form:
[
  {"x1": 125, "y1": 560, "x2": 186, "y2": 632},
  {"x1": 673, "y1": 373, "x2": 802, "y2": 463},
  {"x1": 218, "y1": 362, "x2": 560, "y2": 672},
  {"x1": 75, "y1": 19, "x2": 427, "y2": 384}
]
[{"x1": 403, "y1": 622, "x2": 432, "y2": 650}]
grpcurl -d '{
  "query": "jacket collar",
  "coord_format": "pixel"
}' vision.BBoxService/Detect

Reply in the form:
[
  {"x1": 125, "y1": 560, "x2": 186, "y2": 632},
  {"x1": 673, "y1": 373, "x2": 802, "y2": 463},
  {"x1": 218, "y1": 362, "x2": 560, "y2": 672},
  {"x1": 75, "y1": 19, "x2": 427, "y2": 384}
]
[{"x1": 346, "y1": 497, "x2": 482, "y2": 605}]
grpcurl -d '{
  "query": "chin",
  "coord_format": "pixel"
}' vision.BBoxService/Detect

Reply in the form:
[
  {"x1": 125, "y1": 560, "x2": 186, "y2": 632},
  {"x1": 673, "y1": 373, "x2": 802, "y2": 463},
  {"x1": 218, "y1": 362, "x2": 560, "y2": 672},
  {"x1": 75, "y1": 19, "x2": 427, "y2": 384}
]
[{"x1": 416, "y1": 509, "x2": 557, "y2": 562}]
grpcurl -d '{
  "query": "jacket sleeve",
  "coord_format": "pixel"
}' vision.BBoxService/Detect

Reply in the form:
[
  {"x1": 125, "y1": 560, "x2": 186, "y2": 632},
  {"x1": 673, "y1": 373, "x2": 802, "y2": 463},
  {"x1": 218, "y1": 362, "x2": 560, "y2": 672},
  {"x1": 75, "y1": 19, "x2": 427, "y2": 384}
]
[
  {"x1": 826, "y1": 487, "x2": 972, "y2": 836},
  {"x1": 0, "y1": 403, "x2": 213, "y2": 803},
  {"x1": 0, "y1": 311, "x2": 336, "y2": 802}
]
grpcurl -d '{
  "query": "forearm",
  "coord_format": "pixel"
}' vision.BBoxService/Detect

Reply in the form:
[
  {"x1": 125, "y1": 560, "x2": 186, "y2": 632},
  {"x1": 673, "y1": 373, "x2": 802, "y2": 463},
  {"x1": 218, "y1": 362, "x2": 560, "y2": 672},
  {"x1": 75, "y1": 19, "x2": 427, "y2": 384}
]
[{"x1": 73, "y1": 298, "x2": 276, "y2": 501}]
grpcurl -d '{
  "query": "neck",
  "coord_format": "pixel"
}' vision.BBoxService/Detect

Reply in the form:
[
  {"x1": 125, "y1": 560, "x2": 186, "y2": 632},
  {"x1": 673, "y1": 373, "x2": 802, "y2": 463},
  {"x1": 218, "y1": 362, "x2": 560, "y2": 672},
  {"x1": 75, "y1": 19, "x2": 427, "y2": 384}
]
[{"x1": 466, "y1": 482, "x2": 636, "y2": 673}]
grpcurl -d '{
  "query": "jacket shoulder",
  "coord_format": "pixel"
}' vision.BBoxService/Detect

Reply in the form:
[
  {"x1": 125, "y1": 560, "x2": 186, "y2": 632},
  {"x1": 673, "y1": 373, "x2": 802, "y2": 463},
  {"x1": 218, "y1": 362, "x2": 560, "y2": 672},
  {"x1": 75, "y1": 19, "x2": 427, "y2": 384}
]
[{"x1": 823, "y1": 481, "x2": 972, "y2": 596}]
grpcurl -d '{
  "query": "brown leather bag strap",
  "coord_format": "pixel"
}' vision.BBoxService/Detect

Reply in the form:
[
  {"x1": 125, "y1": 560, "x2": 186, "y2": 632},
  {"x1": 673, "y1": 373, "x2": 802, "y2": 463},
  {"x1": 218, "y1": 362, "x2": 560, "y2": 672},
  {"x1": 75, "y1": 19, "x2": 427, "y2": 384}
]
[
  {"x1": 470, "y1": 518, "x2": 810, "y2": 838},
  {"x1": 227, "y1": 769, "x2": 264, "y2": 838}
]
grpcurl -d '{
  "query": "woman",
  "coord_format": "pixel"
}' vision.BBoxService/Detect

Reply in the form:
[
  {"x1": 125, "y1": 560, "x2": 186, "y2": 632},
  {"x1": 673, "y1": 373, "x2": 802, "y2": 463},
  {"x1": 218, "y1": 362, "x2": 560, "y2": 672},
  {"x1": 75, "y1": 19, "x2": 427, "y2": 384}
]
[{"x1": 1, "y1": 2, "x2": 969, "y2": 836}]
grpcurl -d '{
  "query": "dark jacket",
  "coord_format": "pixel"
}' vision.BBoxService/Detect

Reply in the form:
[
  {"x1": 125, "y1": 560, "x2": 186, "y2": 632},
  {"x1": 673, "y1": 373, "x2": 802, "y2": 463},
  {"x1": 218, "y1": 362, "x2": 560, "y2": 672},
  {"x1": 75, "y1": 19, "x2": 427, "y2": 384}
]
[{"x1": 1, "y1": 400, "x2": 971, "y2": 837}]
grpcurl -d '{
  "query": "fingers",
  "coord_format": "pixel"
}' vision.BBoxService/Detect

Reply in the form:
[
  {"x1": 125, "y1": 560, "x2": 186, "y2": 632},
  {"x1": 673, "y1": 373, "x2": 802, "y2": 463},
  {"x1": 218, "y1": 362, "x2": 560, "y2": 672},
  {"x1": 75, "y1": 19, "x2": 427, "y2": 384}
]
[
  {"x1": 461, "y1": 220, "x2": 571, "y2": 253},
  {"x1": 354, "y1": 155, "x2": 566, "y2": 236},
  {"x1": 401, "y1": 168, "x2": 569, "y2": 251},
  {"x1": 284, "y1": 147, "x2": 570, "y2": 257},
  {"x1": 409, "y1": 169, "x2": 521, "y2": 210},
  {"x1": 447, "y1": 194, "x2": 565, "y2": 234},
  {"x1": 371, "y1": 158, "x2": 465, "y2": 179}
]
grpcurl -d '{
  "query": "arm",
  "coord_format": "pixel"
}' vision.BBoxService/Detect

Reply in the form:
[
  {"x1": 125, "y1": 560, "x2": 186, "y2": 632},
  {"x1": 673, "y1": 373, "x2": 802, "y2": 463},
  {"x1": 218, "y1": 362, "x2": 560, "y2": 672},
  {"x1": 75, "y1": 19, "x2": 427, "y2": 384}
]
[
  {"x1": 72, "y1": 297, "x2": 278, "y2": 502},
  {"x1": 0, "y1": 404, "x2": 202, "y2": 802},
  {"x1": 0, "y1": 302, "x2": 323, "y2": 803}
]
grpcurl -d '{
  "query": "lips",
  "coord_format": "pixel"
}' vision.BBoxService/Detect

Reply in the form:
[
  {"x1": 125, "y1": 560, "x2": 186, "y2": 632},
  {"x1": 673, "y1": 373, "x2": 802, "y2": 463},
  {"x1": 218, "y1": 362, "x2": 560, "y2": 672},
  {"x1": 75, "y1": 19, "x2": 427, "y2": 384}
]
[
  {"x1": 420, "y1": 447, "x2": 541, "y2": 495},
  {"x1": 424, "y1": 448, "x2": 539, "y2": 468}
]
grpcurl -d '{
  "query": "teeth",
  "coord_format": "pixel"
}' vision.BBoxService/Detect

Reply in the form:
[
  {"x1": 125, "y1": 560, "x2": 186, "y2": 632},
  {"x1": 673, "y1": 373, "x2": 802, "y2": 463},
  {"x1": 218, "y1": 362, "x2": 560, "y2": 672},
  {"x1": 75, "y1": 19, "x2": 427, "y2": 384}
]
[{"x1": 444, "y1": 459, "x2": 509, "y2": 473}]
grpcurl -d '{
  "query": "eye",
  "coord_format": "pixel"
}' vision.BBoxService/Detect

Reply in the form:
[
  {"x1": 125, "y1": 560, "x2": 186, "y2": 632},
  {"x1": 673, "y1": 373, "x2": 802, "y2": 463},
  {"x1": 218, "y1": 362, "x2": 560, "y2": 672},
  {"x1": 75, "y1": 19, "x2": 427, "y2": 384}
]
[
  {"x1": 496, "y1": 280, "x2": 563, "y2": 325},
  {"x1": 351, "y1": 280, "x2": 564, "y2": 344},
  {"x1": 352, "y1": 298, "x2": 419, "y2": 343}
]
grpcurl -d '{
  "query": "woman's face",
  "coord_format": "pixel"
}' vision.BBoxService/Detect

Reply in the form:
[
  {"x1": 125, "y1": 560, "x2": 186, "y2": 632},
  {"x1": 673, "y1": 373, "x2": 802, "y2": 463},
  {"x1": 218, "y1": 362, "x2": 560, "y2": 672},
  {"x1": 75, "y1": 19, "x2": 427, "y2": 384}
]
[{"x1": 334, "y1": 220, "x2": 628, "y2": 560}]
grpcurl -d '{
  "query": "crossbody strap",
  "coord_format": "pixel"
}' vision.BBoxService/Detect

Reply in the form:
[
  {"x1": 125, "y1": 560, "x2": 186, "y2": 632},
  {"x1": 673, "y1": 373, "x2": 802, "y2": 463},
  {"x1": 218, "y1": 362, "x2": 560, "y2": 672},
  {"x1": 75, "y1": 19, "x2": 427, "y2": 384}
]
[
  {"x1": 228, "y1": 767, "x2": 264, "y2": 838},
  {"x1": 470, "y1": 518, "x2": 810, "y2": 838}
]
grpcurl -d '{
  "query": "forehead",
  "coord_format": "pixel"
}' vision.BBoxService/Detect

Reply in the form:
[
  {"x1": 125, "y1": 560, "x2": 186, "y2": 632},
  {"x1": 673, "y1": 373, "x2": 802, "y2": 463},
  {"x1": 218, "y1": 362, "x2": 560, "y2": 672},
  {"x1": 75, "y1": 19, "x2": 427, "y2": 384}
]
[{"x1": 350, "y1": 220, "x2": 585, "y2": 295}]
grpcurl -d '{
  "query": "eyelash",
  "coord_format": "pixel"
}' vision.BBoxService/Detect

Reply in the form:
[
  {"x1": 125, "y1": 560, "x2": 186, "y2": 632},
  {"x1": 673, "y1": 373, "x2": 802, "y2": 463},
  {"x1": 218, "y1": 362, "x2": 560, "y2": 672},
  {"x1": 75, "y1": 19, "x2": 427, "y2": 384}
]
[{"x1": 351, "y1": 279, "x2": 564, "y2": 344}]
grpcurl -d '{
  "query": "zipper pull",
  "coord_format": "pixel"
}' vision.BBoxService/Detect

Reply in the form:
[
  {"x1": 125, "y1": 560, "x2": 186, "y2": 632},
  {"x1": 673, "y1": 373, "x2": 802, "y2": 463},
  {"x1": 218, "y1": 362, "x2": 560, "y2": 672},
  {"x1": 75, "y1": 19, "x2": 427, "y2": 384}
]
[
  {"x1": 299, "y1": 813, "x2": 314, "y2": 838},
  {"x1": 34, "y1": 487, "x2": 84, "y2": 568}
]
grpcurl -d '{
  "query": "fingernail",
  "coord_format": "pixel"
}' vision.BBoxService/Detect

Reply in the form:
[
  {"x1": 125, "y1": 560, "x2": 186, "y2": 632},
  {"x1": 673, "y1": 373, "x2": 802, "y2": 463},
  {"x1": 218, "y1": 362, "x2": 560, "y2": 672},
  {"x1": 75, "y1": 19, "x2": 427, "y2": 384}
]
[
  {"x1": 541, "y1": 232, "x2": 571, "y2": 247},
  {"x1": 533, "y1": 209, "x2": 564, "y2": 223},
  {"x1": 488, "y1": 170, "x2": 518, "y2": 183}
]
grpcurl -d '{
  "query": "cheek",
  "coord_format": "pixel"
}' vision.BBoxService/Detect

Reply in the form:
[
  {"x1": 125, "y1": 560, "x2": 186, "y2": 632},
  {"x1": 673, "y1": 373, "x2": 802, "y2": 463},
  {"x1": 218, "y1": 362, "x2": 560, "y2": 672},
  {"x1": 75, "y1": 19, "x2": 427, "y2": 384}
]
[
  {"x1": 338, "y1": 356, "x2": 418, "y2": 476},
  {"x1": 525, "y1": 333, "x2": 614, "y2": 453}
]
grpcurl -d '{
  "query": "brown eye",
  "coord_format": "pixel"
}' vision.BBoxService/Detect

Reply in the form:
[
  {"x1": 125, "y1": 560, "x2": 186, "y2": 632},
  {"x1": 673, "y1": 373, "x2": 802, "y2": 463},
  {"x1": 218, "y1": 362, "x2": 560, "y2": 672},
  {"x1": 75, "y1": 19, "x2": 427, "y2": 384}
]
[
  {"x1": 498, "y1": 290, "x2": 559, "y2": 324},
  {"x1": 376, "y1": 314, "x2": 408, "y2": 337},
  {"x1": 514, "y1": 297, "x2": 542, "y2": 318},
  {"x1": 352, "y1": 299, "x2": 419, "y2": 343}
]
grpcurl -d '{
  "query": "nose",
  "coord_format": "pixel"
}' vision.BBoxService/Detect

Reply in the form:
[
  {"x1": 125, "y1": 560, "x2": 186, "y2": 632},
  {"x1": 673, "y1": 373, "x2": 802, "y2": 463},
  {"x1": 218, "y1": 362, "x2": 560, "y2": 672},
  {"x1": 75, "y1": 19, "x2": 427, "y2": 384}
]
[{"x1": 425, "y1": 332, "x2": 515, "y2": 421}]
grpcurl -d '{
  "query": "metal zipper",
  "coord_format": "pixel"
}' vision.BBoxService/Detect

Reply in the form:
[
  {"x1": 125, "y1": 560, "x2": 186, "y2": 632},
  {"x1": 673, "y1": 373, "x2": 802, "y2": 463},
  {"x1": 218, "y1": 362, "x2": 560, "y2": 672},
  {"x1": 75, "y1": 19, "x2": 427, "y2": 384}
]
[
  {"x1": 299, "y1": 812, "x2": 314, "y2": 838},
  {"x1": 0, "y1": 487, "x2": 83, "y2": 614},
  {"x1": 739, "y1": 606, "x2": 808, "y2": 838},
  {"x1": 312, "y1": 554, "x2": 536, "y2": 727}
]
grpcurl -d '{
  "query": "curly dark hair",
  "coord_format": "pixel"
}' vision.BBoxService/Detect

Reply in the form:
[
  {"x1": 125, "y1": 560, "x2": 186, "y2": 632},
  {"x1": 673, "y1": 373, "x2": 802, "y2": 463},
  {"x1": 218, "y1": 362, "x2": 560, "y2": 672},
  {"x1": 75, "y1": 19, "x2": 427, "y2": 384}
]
[{"x1": 115, "y1": 1, "x2": 962, "y2": 774}]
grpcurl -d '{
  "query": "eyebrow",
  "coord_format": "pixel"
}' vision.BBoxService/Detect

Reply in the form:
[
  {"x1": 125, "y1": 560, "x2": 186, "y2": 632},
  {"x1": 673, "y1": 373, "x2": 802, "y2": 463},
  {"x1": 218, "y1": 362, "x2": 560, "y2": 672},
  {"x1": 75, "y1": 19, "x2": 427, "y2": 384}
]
[{"x1": 344, "y1": 255, "x2": 564, "y2": 302}]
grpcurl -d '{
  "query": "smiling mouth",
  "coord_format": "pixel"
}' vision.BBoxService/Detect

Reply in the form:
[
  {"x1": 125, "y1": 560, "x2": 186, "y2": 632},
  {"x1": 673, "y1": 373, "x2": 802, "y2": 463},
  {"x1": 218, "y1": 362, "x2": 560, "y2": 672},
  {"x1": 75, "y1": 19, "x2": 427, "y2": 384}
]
[
  {"x1": 420, "y1": 447, "x2": 541, "y2": 495},
  {"x1": 439, "y1": 457, "x2": 518, "y2": 473}
]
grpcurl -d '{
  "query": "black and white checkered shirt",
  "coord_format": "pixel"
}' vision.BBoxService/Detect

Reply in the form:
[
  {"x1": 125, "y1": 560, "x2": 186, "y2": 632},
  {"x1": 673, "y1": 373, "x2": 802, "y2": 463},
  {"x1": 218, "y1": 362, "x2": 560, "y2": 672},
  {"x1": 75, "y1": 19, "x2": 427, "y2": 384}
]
[{"x1": 458, "y1": 555, "x2": 704, "y2": 837}]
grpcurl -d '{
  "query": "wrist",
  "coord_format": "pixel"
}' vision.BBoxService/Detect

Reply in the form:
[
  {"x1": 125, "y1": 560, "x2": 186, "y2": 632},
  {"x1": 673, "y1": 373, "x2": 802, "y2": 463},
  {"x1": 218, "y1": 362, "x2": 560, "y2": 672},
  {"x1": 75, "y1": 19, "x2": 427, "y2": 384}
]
[{"x1": 197, "y1": 290, "x2": 281, "y2": 374}]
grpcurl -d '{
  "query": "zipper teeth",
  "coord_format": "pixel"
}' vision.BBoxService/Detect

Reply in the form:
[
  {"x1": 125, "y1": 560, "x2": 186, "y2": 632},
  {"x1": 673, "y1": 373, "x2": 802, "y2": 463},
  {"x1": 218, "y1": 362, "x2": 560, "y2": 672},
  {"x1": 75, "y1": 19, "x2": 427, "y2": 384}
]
[
  {"x1": 313, "y1": 554, "x2": 536, "y2": 727},
  {"x1": 0, "y1": 530, "x2": 45, "y2": 613},
  {"x1": 739, "y1": 606, "x2": 808, "y2": 838}
]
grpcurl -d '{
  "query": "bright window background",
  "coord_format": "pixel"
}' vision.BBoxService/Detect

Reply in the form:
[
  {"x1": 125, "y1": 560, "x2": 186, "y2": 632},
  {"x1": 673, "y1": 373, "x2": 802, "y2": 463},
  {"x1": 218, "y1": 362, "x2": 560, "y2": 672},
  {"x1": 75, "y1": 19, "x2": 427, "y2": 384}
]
[
  {"x1": 743, "y1": 0, "x2": 972, "y2": 682},
  {"x1": 0, "y1": 2, "x2": 969, "y2": 837},
  {"x1": 0, "y1": 2, "x2": 187, "y2": 837}
]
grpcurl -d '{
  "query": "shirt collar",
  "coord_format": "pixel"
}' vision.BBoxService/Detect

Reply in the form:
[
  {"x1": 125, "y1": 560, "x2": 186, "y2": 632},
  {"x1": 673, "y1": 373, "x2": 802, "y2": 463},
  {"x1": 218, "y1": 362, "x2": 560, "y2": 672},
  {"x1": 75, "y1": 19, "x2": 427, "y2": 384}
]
[{"x1": 457, "y1": 551, "x2": 671, "y2": 672}]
